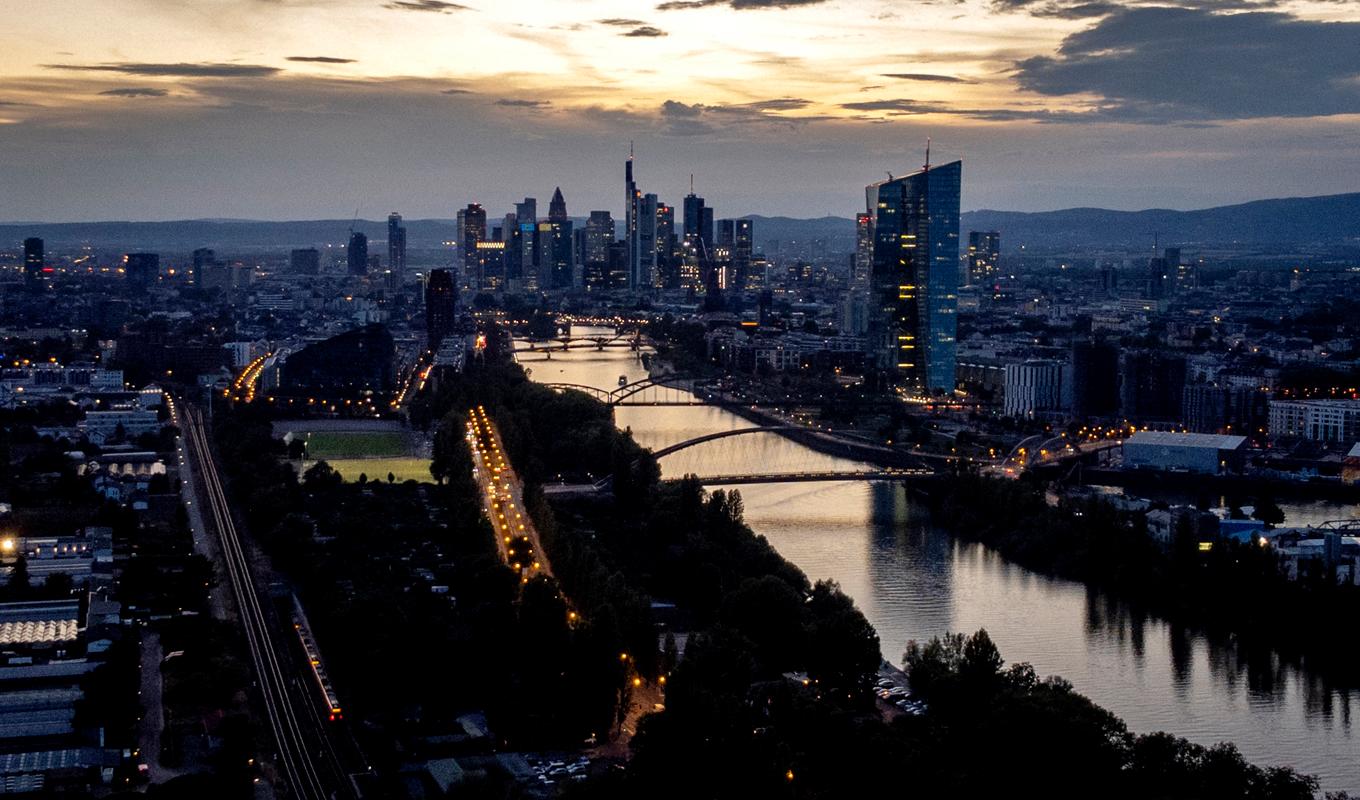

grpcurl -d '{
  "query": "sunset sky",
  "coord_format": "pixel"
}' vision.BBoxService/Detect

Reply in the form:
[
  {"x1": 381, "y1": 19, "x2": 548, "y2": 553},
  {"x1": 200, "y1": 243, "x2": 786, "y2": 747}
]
[{"x1": 2, "y1": 0, "x2": 1358, "y2": 220}]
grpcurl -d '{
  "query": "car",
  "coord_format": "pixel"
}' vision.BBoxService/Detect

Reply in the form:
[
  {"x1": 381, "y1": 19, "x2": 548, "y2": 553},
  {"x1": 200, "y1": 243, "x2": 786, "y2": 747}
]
[{"x1": 886, "y1": 687, "x2": 908, "y2": 698}]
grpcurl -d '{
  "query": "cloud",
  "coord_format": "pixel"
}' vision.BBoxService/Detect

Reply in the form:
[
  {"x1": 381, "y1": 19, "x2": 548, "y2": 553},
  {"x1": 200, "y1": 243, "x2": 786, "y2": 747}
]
[
  {"x1": 98, "y1": 87, "x2": 170, "y2": 97},
  {"x1": 990, "y1": 0, "x2": 1284, "y2": 19},
  {"x1": 285, "y1": 56, "x2": 356, "y2": 64},
  {"x1": 382, "y1": 0, "x2": 472, "y2": 12},
  {"x1": 623, "y1": 26, "x2": 668, "y2": 36},
  {"x1": 840, "y1": 97, "x2": 1092, "y2": 122},
  {"x1": 882, "y1": 73, "x2": 970, "y2": 83},
  {"x1": 658, "y1": 0, "x2": 827, "y2": 10},
  {"x1": 657, "y1": 97, "x2": 825, "y2": 135},
  {"x1": 43, "y1": 61, "x2": 281, "y2": 78},
  {"x1": 496, "y1": 98, "x2": 550, "y2": 108},
  {"x1": 1014, "y1": 7, "x2": 1360, "y2": 122},
  {"x1": 597, "y1": 17, "x2": 646, "y2": 26},
  {"x1": 441, "y1": 88, "x2": 473, "y2": 94}
]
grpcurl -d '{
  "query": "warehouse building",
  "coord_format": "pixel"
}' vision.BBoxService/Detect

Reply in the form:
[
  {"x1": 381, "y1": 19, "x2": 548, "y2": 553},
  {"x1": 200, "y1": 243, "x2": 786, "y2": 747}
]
[{"x1": 1122, "y1": 431, "x2": 1248, "y2": 474}]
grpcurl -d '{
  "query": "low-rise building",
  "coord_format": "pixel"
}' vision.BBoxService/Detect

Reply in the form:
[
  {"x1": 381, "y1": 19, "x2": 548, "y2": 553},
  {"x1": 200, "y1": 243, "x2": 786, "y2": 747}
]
[{"x1": 1269, "y1": 399, "x2": 1360, "y2": 443}]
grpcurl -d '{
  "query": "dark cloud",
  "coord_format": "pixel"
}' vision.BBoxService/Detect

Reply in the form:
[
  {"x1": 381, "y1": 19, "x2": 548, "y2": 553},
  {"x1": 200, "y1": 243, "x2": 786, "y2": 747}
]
[
  {"x1": 1015, "y1": 7, "x2": 1360, "y2": 121},
  {"x1": 98, "y1": 87, "x2": 170, "y2": 97},
  {"x1": 840, "y1": 97, "x2": 1091, "y2": 122},
  {"x1": 990, "y1": 0, "x2": 1283, "y2": 19},
  {"x1": 882, "y1": 73, "x2": 970, "y2": 83},
  {"x1": 658, "y1": 97, "x2": 825, "y2": 135},
  {"x1": 597, "y1": 17, "x2": 646, "y2": 25},
  {"x1": 658, "y1": 0, "x2": 827, "y2": 10},
  {"x1": 382, "y1": 0, "x2": 472, "y2": 12},
  {"x1": 623, "y1": 26, "x2": 668, "y2": 36},
  {"x1": 496, "y1": 98, "x2": 550, "y2": 108},
  {"x1": 285, "y1": 56, "x2": 356, "y2": 64},
  {"x1": 43, "y1": 61, "x2": 281, "y2": 78},
  {"x1": 441, "y1": 88, "x2": 473, "y2": 94}
]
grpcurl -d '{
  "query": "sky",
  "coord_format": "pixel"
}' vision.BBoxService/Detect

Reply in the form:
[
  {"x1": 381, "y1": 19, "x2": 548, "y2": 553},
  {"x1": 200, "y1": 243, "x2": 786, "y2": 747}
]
[{"x1": 1, "y1": 0, "x2": 1358, "y2": 221}]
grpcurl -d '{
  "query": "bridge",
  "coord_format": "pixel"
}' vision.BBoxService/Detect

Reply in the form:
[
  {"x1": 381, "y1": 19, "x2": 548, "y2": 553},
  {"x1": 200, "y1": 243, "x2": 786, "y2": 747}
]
[
  {"x1": 666, "y1": 470, "x2": 934, "y2": 487},
  {"x1": 515, "y1": 333, "x2": 647, "y2": 353},
  {"x1": 543, "y1": 375, "x2": 709, "y2": 406},
  {"x1": 651, "y1": 426, "x2": 799, "y2": 459}
]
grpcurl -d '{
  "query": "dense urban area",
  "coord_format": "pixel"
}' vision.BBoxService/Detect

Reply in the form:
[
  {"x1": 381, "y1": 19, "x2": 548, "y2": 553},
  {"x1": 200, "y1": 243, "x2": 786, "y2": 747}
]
[{"x1": 1, "y1": 157, "x2": 1359, "y2": 798}]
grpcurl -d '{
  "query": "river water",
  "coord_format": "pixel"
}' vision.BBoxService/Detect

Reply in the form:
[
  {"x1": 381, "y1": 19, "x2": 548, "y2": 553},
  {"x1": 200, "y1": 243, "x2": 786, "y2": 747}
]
[{"x1": 519, "y1": 333, "x2": 1357, "y2": 791}]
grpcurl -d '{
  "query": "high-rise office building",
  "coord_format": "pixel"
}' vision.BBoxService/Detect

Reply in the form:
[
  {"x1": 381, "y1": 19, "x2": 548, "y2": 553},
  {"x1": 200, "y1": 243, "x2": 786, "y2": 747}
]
[
  {"x1": 194, "y1": 248, "x2": 227, "y2": 291},
  {"x1": 538, "y1": 189, "x2": 575, "y2": 289},
  {"x1": 347, "y1": 232, "x2": 369, "y2": 276},
  {"x1": 23, "y1": 237, "x2": 44, "y2": 284},
  {"x1": 458, "y1": 204, "x2": 487, "y2": 286},
  {"x1": 425, "y1": 268, "x2": 457, "y2": 351},
  {"x1": 584, "y1": 211, "x2": 614, "y2": 288},
  {"x1": 511, "y1": 198, "x2": 537, "y2": 288},
  {"x1": 684, "y1": 190, "x2": 716, "y2": 289},
  {"x1": 124, "y1": 253, "x2": 160, "y2": 289},
  {"x1": 290, "y1": 248, "x2": 320, "y2": 275},
  {"x1": 966, "y1": 231, "x2": 1000, "y2": 286},
  {"x1": 853, "y1": 213, "x2": 873, "y2": 290},
  {"x1": 866, "y1": 160, "x2": 961, "y2": 394},
  {"x1": 388, "y1": 212, "x2": 407, "y2": 274},
  {"x1": 734, "y1": 218, "x2": 754, "y2": 290},
  {"x1": 655, "y1": 203, "x2": 675, "y2": 288},
  {"x1": 639, "y1": 193, "x2": 659, "y2": 290},
  {"x1": 625, "y1": 149, "x2": 642, "y2": 290}
]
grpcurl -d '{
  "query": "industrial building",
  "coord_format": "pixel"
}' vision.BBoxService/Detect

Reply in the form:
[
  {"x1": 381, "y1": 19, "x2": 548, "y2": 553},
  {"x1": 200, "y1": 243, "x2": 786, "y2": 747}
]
[{"x1": 1122, "y1": 431, "x2": 1248, "y2": 474}]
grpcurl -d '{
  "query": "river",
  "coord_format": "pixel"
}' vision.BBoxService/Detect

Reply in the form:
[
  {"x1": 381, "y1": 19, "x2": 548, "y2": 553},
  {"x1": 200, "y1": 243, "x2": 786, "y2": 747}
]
[{"x1": 518, "y1": 331, "x2": 1357, "y2": 792}]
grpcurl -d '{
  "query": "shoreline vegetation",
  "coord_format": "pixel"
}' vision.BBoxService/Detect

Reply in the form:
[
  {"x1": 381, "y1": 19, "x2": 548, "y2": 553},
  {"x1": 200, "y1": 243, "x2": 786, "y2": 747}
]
[
  {"x1": 927, "y1": 471, "x2": 1360, "y2": 691},
  {"x1": 213, "y1": 331, "x2": 1345, "y2": 797}
]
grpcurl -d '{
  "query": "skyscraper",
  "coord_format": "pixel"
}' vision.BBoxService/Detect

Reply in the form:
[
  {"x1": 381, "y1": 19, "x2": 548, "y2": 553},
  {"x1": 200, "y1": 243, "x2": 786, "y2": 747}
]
[
  {"x1": 584, "y1": 211, "x2": 614, "y2": 288},
  {"x1": 639, "y1": 193, "x2": 659, "y2": 289},
  {"x1": 513, "y1": 198, "x2": 537, "y2": 289},
  {"x1": 425, "y1": 268, "x2": 456, "y2": 351},
  {"x1": 347, "y1": 232, "x2": 369, "y2": 276},
  {"x1": 655, "y1": 203, "x2": 675, "y2": 288},
  {"x1": 866, "y1": 159, "x2": 961, "y2": 394},
  {"x1": 459, "y1": 204, "x2": 487, "y2": 286},
  {"x1": 194, "y1": 248, "x2": 226, "y2": 291},
  {"x1": 966, "y1": 231, "x2": 1000, "y2": 286},
  {"x1": 124, "y1": 252, "x2": 160, "y2": 289},
  {"x1": 22, "y1": 237, "x2": 44, "y2": 284},
  {"x1": 853, "y1": 213, "x2": 873, "y2": 290},
  {"x1": 388, "y1": 212, "x2": 407, "y2": 274},
  {"x1": 290, "y1": 248, "x2": 320, "y2": 275},
  {"x1": 625, "y1": 148, "x2": 641, "y2": 290},
  {"x1": 734, "y1": 218, "x2": 754, "y2": 290},
  {"x1": 538, "y1": 189, "x2": 575, "y2": 289}
]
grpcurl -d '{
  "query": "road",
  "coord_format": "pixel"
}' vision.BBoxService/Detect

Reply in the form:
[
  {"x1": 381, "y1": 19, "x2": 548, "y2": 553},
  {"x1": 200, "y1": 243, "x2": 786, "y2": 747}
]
[
  {"x1": 465, "y1": 406, "x2": 553, "y2": 580},
  {"x1": 174, "y1": 397, "x2": 355, "y2": 800}
]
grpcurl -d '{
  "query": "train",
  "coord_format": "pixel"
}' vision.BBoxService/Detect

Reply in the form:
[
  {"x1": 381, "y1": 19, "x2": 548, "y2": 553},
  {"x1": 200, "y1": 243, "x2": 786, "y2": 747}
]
[{"x1": 291, "y1": 595, "x2": 343, "y2": 722}]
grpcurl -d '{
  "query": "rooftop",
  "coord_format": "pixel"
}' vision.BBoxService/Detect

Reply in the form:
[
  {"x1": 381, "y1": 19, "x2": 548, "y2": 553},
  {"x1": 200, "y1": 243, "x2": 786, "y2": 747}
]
[{"x1": 1125, "y1": 431, "x2": 1248, "y2": 450}]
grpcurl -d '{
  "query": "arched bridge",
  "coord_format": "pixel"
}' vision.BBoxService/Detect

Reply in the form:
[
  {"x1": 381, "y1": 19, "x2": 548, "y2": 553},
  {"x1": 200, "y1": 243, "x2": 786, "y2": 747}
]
[
  {"x1": 515, "y1": 332, "x2": 647, "y2": 352},
  {"x1": 651, "y1": 426, "x2": 799, "y2": 459},
  {"x1": 543, "y1": 374, "x2": 709, "y2": 407}
]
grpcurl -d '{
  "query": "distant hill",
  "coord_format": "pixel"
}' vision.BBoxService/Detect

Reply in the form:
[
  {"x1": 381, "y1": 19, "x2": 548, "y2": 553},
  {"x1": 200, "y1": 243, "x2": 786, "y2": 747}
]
[
  {"x1": 962, "y1": 193, "x2": 1360, "y2": 251},
  {"x1": 3, "y1": 193, "x2": 1357, "y2": 253}
]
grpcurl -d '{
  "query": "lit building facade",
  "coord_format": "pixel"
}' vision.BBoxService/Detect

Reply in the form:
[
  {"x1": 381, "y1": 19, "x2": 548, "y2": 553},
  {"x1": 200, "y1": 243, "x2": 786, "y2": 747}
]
[{"x1": 866, "y1": 160, "x2": 961, "y2": 394}]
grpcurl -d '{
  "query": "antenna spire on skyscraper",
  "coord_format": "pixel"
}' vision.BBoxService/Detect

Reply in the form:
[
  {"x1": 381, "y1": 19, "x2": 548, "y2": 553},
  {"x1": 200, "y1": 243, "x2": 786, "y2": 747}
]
[{"x1": 924, "y1": 137, "x2": 932, "y2": 171}]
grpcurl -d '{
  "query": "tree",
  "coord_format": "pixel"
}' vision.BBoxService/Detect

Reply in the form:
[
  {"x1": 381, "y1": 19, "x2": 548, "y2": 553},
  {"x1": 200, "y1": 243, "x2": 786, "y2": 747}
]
[{"x1": 6, "y1": 556, "x2": 31, "y2": 598}]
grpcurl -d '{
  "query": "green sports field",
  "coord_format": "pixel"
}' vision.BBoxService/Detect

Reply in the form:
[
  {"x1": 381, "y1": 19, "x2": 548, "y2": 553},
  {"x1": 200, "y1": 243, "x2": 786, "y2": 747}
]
[
  {"x1": 323, "y1": 457, "x2": 433, "y2": 484},
  {"x1": 303, "y1": 431, "x2": 408, "y2": 459}
]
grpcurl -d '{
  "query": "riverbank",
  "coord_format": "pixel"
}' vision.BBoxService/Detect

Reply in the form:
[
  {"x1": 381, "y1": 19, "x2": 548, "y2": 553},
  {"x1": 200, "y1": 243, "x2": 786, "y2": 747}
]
[{"x1": 530, "y1": 329, "x2": 1359, "y2": 792}]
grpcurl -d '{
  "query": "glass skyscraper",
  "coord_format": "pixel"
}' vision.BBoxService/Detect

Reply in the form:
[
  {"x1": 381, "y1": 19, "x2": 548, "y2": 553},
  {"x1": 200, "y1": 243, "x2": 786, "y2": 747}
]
[{"x1": 866, "y1": 160, "x2": 961, "y2": 394}]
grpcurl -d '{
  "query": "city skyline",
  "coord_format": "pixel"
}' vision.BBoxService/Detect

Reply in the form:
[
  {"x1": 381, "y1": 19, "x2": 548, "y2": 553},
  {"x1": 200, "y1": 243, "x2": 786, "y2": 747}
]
[{"x1": 2, "y1": 0, "x2": 1359, "y2": 221}]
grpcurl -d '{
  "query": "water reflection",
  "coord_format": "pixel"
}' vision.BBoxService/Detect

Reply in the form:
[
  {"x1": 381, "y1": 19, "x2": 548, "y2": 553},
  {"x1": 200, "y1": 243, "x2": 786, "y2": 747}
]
[{"x1": 520, "y1": 331, "x2": 1358, "y2": 791}]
